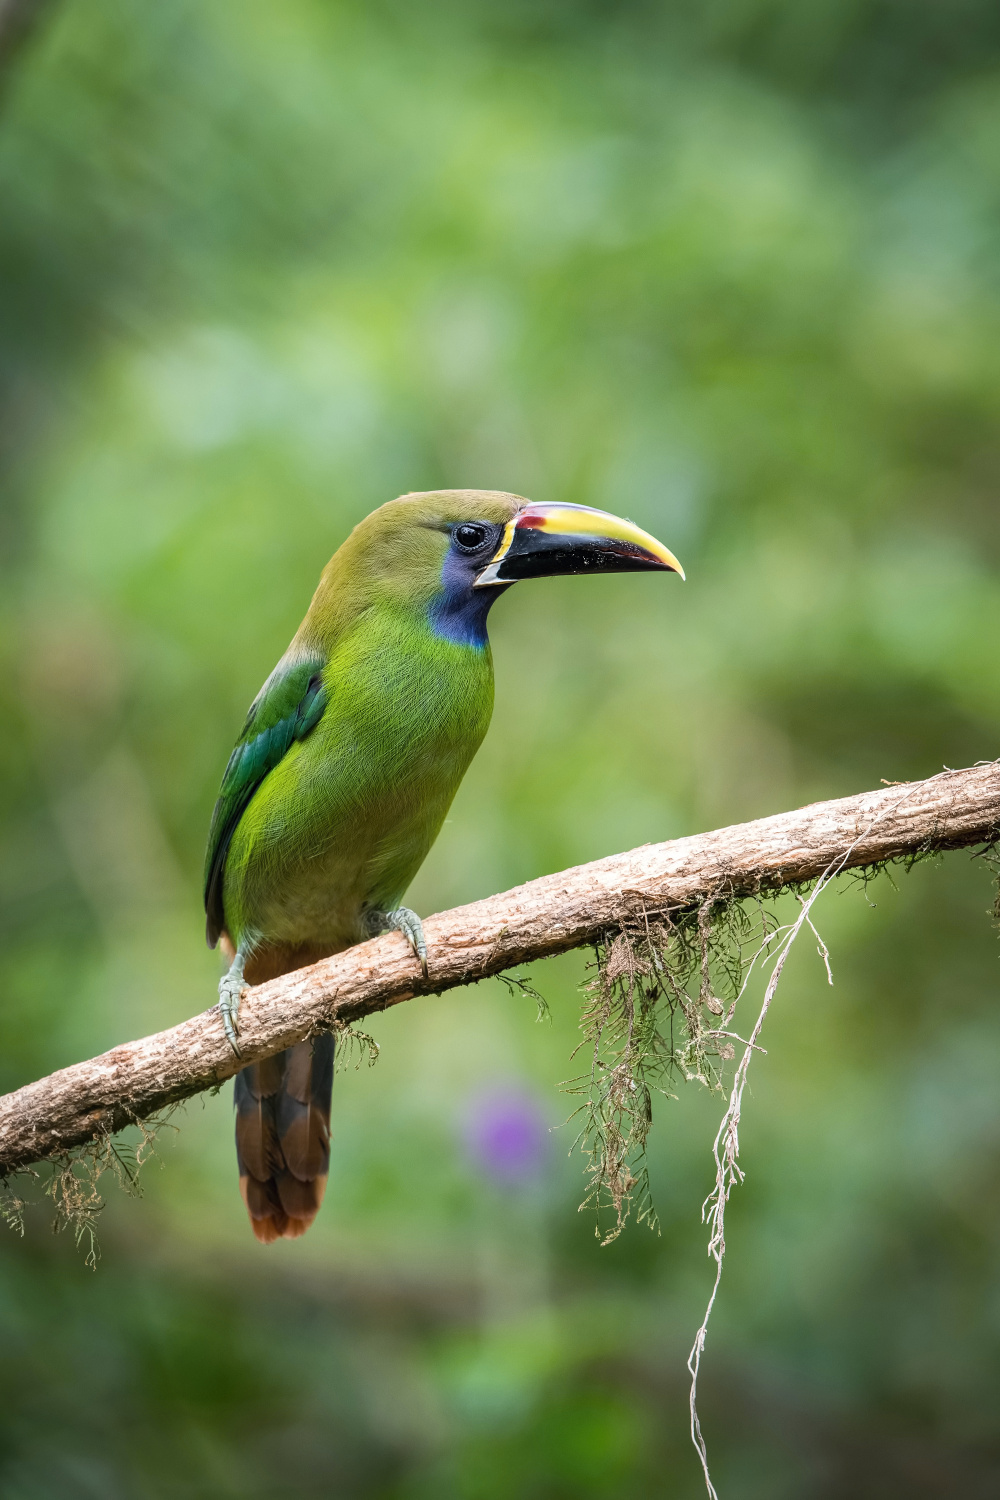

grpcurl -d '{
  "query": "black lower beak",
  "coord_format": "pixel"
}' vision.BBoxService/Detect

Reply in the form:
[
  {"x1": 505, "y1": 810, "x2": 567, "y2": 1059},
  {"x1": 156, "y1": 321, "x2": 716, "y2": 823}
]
[{"x1": 490, "y1": 527, "x2": 671, "y2": 581}]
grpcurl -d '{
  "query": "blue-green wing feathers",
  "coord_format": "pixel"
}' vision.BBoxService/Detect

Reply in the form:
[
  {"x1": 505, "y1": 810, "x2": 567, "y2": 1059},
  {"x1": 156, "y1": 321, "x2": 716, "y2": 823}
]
[{"x1": 204, "y1": 653, "x2": 328, "y2": 947}]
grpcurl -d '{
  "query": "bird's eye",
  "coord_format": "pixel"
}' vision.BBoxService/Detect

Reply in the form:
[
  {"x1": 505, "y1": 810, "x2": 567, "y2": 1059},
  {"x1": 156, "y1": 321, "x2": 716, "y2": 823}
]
[{"x1": 453, "y1": 523, "x2": 491, "y2": 552}]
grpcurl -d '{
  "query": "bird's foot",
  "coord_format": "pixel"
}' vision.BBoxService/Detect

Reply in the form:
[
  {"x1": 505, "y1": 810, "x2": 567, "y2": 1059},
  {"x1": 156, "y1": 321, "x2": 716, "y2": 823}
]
[
  {"x1": 218, "y1": 968, "x2": 246, "y2": 1057},
  {"x1": 367, "y1": 907, "x2": 428, "y2": 976}
]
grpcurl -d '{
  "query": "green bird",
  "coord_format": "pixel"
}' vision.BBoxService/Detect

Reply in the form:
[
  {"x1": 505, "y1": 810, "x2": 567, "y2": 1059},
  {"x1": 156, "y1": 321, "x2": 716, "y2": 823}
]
[{"x1": 204, "y1": 489, "x2": 684, "y2": 1242}]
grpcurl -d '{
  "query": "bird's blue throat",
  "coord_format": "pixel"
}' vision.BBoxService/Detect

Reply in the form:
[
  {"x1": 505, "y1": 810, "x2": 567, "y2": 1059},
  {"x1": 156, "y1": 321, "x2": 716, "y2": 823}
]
[{"x1": 428, "y1": 548, "x2": 510, "y2": 648}]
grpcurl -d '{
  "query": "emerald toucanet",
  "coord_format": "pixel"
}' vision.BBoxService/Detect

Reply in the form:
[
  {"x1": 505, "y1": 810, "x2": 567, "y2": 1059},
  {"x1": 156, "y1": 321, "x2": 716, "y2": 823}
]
[{"x1": 204, "y1": 490, "x2": 684, "y2": 1242}]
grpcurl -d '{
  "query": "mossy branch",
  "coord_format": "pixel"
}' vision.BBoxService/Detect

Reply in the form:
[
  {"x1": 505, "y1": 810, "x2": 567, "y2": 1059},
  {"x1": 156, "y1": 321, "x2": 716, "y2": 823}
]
[{"x1": 1, "y1": 760, "x2": 999, "y2": 1179}]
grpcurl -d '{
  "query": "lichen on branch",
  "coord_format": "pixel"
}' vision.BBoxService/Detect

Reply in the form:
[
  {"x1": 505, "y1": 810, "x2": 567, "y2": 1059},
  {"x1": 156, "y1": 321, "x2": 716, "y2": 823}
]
[{"x1": 566, "y1": 893, "x2": 780, "y2": 1243}]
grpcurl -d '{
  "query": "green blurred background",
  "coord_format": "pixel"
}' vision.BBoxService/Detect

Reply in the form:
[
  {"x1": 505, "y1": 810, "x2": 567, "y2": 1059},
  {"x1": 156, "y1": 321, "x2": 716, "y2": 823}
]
[{"x1": 3, "y1": 0, "x2": 1000, "y2": 1494}]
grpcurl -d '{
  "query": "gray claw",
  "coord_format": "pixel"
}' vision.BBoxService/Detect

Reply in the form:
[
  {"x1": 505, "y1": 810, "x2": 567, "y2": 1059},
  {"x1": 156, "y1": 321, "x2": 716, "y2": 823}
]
[
  {"x1": 218, "y1": 973, "x2": 244, "y2": 1057},
  {"x1": 374, "y1": 906, "x2": 428, "y2": 976}
]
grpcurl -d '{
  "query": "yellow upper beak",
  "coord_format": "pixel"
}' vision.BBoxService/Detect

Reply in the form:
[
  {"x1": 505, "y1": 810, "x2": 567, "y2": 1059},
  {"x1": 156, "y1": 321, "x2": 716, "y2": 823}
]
[{"x1": 474, "y1": 502, "x2": 685, "y2": 587}]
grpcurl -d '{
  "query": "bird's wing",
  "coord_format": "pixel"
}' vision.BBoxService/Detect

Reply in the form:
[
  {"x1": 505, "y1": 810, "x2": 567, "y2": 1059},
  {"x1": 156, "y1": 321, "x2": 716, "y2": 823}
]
[{"x1": 204, "y1": 652, "x2": 328, "y2": 947}]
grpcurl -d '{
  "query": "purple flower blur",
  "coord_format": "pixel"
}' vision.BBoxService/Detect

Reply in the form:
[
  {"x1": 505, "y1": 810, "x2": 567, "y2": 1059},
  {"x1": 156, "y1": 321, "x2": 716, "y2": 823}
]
[{"x1": 463, "y1": 1086, "x2": 549, "y2": 1186}]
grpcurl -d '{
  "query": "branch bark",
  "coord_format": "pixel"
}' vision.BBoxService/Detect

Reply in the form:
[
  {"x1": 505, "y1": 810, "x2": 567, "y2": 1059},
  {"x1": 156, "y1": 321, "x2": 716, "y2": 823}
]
[{"x1": 2, "y1": 761, "x2": 999, "y2": 1177}]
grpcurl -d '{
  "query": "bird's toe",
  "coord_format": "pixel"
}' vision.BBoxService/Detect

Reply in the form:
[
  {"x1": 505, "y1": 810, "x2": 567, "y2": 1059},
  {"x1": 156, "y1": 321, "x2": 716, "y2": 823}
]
[
  {"x1": 385, "y1": 907, "x2": 428, "y2": 975},
  {"x1": 218, "y1": 977, "x2": 244, "y2": 1056}
]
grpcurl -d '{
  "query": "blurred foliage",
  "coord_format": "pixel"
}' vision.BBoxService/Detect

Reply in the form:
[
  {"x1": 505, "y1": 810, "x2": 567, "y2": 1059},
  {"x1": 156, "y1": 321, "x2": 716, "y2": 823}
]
[{"x1": 3, "y1": 0, "x2": 1000, "y2": 1494}]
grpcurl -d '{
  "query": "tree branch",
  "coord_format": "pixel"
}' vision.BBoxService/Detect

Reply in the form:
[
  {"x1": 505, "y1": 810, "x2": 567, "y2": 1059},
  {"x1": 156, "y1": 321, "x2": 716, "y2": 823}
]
[{"x1": 2, "y1": 761, "x2": 999, "y2": 1177}]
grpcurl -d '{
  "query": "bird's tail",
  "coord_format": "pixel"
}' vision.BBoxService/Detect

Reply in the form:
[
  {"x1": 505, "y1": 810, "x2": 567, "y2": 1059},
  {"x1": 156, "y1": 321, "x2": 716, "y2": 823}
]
[{"x1": 234, "y1": 1034, "x2": 335, "y2": 1243}]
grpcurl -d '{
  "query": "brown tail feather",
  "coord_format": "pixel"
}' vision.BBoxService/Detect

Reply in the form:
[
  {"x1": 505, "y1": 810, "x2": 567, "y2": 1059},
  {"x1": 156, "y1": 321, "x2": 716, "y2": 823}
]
[{"x1": 234, "y1": 1034, "x2": 335, "y2": 1243}]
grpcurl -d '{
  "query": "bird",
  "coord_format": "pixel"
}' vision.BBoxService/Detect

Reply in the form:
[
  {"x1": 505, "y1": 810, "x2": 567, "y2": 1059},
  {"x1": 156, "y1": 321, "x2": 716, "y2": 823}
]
[{"x1": 204, "y1": 489, "x2": 684, "y2": 1242}]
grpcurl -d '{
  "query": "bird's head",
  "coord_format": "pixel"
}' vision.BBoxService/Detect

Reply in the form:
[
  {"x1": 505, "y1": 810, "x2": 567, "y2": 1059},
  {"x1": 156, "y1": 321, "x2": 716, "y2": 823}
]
[{"x1": 312, "y1": 489, "x2": 684, "y2": 648}]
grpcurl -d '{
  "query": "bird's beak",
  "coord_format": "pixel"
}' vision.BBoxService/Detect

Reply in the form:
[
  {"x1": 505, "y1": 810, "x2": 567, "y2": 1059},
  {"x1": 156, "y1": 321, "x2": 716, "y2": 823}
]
[{"x1": 474, "y1": 502, "x2": 685, "y2": 587}]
